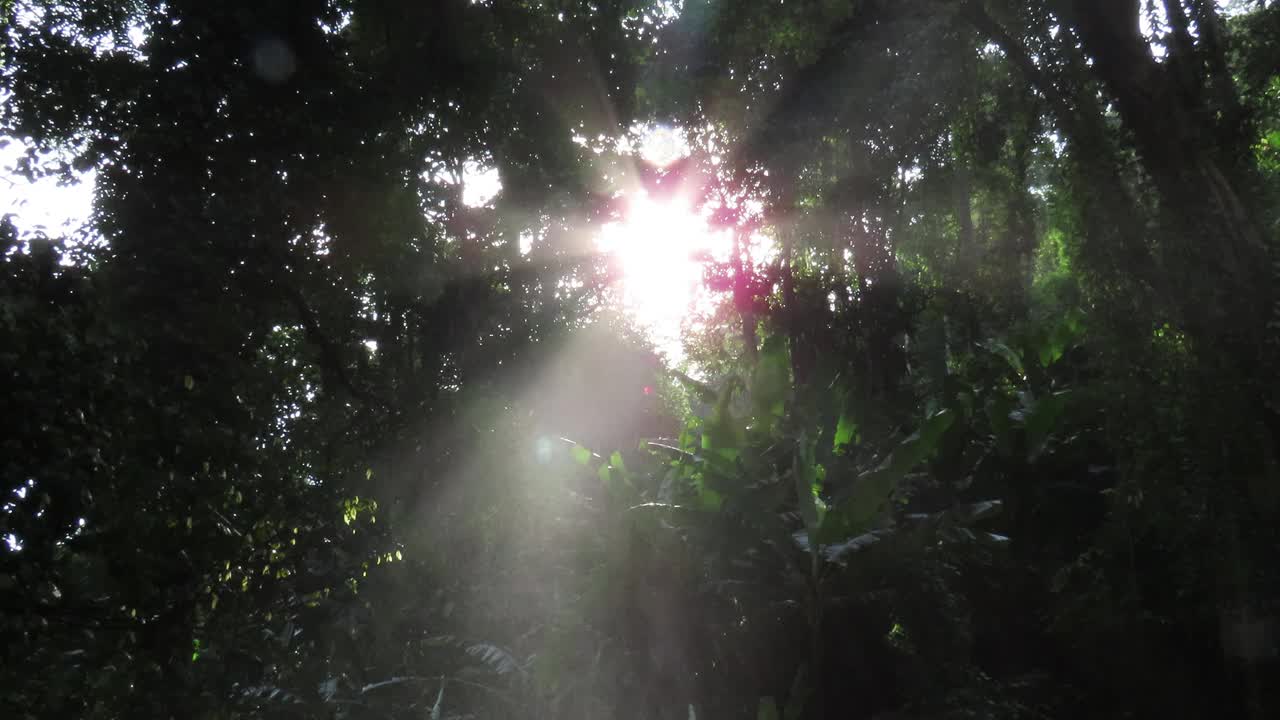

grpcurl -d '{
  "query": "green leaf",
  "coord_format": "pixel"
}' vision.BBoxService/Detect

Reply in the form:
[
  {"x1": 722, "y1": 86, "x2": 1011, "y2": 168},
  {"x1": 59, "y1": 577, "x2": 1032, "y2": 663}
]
[
  {"x1": 984, "y1": 340, "x2": 1024, "y2": 378},
  {"x1": 793, "y1": 434, "x2": 822, "y2": 535},
  {"x1": 609, "y1": 451, "x2": 627, "y2": 474},
  {"x1": 678, "y1": 428, "x2": 698, "y2": 453},
  {"x1": 833, "y1": 412, "x2": 858, "y2": 454},
  {"x1": 183, "y1": 374, "x2": 195, "y2": 390},
  {"x1": 758, "y1": 697, "x2": 781, "y2": 720},
  {"x1": 1024, "y1": 390, "x2": 1070, "y2": 460},
  {"x1": 693, "y1": 474, "x2": 724, "y2": 511},
  {"x1": 750, "y1": 335, "x2": 790, "y2": 425},
  {"x1": 821, "y1": 410, "x2": 954, "y2": 542},
  {"x1": 703, "y1": 380, "x2": 745, "y2": 459},
  {"x1": 815, "y1": 529, "x2": 887, "y2": 563},
  {"x1": 821, "y1": 469, "x2": 894, "y2": 543},
  {"x1": 985, "y1": 393, "x2": 1015, "y2": 457},
  {"x1": 882, "y1": 409, "x2": 955, "y2": 480},
  {"x1": 699, "y1": 487, "x2": 725, "y2": 511},
  {"x1": 1038, "y1": 309, "x2": 1084, "y2": 367},
  {"x1": 570, "y1": 444, "x2": 592, "y2": 466}
]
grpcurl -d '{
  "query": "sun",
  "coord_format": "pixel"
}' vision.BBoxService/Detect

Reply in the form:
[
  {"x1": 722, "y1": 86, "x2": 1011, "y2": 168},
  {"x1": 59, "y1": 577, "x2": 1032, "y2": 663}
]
[
  {"x1": 596, "y1": 191, "x2": 725, "y2": 354},
  {"x1": 592, "y1": 125, "x2": 738, "y2": 357}
]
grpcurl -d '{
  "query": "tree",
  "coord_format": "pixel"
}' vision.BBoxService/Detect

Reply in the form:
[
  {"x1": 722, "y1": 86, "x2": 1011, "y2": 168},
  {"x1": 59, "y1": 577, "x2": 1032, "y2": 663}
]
[{"x1": 5, "y1": 0, "x2": 1280, "y2": 718}]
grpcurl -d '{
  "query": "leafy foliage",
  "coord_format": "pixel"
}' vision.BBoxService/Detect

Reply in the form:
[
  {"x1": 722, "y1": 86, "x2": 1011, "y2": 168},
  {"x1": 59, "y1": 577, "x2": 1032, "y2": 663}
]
[{"x1": 4, "y1": 0, "x2": 1280, "y2": 718}]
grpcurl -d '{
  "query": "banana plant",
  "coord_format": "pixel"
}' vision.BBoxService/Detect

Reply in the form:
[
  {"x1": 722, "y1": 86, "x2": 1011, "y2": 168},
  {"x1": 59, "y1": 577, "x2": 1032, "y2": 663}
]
[
  {"x1": 554, "y1": 331, "x2": 1019, "y2": 718},
  {"x1": 645, "y1": 336, "x2": 1006, "y2": 714},
  {"x1": 981, "y1": 309, "x2": 1084, "y2": 461}
]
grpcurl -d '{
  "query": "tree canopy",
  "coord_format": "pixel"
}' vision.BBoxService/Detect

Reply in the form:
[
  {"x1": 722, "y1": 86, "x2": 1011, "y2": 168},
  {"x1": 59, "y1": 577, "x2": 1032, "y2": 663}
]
[{"x1": 3, "y1": 1, "x2": 1280, "y2": 718}]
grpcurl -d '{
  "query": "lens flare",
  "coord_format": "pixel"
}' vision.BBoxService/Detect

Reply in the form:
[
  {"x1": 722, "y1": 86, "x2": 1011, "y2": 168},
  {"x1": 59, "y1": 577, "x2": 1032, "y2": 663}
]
[{"x1": 596, "y1": 192, "x2": 727, "y2": 354}]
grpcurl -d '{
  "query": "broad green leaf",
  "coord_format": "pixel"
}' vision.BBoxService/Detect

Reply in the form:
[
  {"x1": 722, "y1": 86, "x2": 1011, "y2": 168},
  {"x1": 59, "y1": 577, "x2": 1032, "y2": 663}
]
[
  {"x1": 985, "y1": 393, "x2": 1015, "y2": 457},
  {"x1": 818, "y1": 530, "x2": 887, "y2": 563},
  {"x1": 703, "y1": 378, "x2": 745, "y2": 456},
  {"x1": 609, "y1": 451, "x2": 627, "y2": 474},
  {"x1": 984, "y1": 340, "x2": 1024, "y2": 378},
  {"x1": 882, "y1": 409, "x2": 955, "y2": 480},
  {"x1": 570, "y1": 444, "x2": 592, "y2": 466},
  {"x1": 678, "y1": 428, "x2": 698, "y2": 453},
  {"x1": 698, "y1": 487, "x2": 724, "y2": 511},
  {"x1": 821, "y1": 410, "x2": 954, "y2": 542},
  {"x1": 1038, "y1": 309, "x2": 1084, "y2": 367},
  {"x1": 698, "y1": 446, "x2": 741, "y2": 486},
  {"x1": 793, "y1": 434, "x2": 822, "y2": 535},
  {"x1": 693, "y1": 474, "x2": 724, "y2": 511},
  {"x1": 833, "y1": 412, "x2": 858, "y2": 454},
  {"x1": 796, "y1": 527, "x2": 886, "y2": 563},
  {"x1": 1025, "y1": 390, "x2": 1070, "y2": 460},
  {"x1": 751, "y1": 335, "x2": 790, "y2": 425},
  {"x1": 820, "y1": 470, "x2": 895, "y2": 543}
]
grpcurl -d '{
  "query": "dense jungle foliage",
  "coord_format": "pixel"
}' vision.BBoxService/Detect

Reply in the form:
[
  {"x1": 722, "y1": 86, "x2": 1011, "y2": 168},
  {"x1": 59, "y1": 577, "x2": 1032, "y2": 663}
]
[{"x1": 3, "y1": 0, "x2": 1280, "y2": 718}]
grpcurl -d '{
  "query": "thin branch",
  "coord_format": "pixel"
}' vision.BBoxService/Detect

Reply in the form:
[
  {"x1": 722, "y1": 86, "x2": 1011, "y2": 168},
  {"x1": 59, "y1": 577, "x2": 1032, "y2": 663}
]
[{"x1": 279, "y1": 269, "x2": 394, "y2": 412}]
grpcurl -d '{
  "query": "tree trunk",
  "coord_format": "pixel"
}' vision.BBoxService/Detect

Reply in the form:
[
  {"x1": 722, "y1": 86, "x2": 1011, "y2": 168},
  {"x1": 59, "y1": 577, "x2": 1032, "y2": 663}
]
[
  {"x1": 1063, "y1": 0, "x2": 1270, "y2": 345},
  {"x1": 732, "y1": 228, "x2": 759, "y2": 363}
]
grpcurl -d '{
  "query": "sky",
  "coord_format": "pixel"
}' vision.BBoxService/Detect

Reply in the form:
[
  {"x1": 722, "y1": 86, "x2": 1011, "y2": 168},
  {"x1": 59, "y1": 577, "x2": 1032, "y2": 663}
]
[{"x1": 1, "y1": 137, "x2": 96, "y2": 237}]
